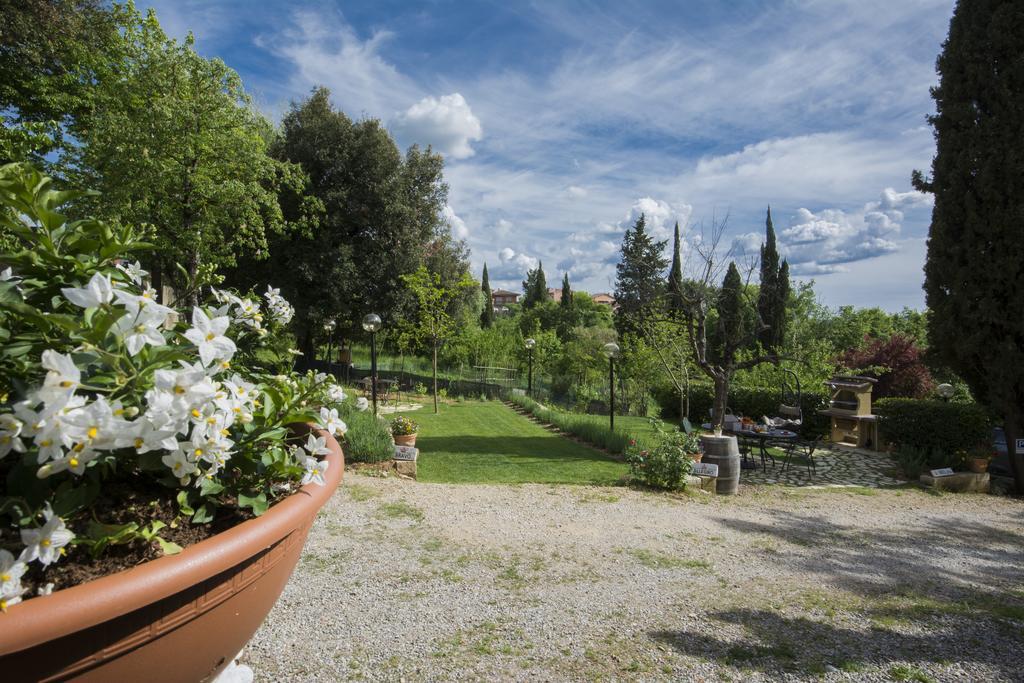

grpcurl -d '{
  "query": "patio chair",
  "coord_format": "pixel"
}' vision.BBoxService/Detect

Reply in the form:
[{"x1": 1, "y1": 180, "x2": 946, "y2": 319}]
[{"x1": 780, "y1": 436, "x2": 821, "y2": 476}]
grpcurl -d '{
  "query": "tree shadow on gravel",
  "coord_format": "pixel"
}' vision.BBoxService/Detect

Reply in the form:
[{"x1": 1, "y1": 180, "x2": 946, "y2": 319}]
[{"x1": 647, "y1": 510, "x2": 1024, "y2": 677}]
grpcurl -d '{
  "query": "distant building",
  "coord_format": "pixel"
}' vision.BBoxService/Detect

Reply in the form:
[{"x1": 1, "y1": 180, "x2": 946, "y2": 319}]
[
  {"x1": 591, "y1": 292, "x2": 616, "y2": 307},
  {"x1": 547, "y1": 287, "x2": 562, "y2": 303},
  {"x1": 491, "y1": 289, "x2": 520, "y2": 307}
]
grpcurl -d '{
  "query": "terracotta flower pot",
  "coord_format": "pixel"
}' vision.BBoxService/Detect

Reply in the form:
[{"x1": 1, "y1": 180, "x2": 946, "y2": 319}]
[
  {"x1": 394, "y1": 433, "x2": 417, "y2": 447},
  {"x1": 968, "y1": 457, "x2": 989, "y2": 473},
  {"x1": 689, "y1": 452, "x2": 703, "y2": 463},
  {"x1": 0, "y1": 428, "x2": 343, "y2": 683}
]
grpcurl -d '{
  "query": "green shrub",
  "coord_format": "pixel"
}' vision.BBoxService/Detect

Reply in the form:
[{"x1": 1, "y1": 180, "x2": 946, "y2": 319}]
[
  {"x1": 509, "y1": 393, "x2": 632, "y2": 454},
  {"x1": 626, "y1": 420, "x2": 698, "y2": 490},
  {"x1": 340, "y1": 407, "x2": 393, "y2": 463},
  {"x1": 892, "y1": 444, "x2": 967, "y2": 478},
  {"x1": 875, "y1": 398, "x2": 992, "y2": 457}
]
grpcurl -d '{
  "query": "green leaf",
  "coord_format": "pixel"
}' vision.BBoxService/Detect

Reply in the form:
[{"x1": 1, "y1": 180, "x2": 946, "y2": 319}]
[
  {"x1": 191, "y1": 502, "x2": 216, "y2": 524},
  {"x1": 52, "y1": 479, "x2": 100, "y2": 517},
  {"x1": 198, "y1": 477, "x2": 224, "y2": 496},
  {"x1": 176, "y1": 489, "x2": 195, "y2": 516},
  {"x1": 155, "y1": 537, "x2": 183, "y2": 555},
  {"x1": 238, "y1": 491, "x2": 269, "y2": 516}
]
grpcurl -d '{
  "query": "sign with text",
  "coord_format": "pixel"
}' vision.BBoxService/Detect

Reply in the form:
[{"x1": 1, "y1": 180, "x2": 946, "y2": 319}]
[
  {"x1": 1016, "y1": 438, "x2": 1024, "y2": 451},
  {"x1": 692, "y1": 462, "x2": 719, "y2": 477},
  {"x1": 393, "y1": 445, "x2": 418, "y2": 461},
  {"x1": 930, "y1": 468, "x2": 954, "y2": 477}
]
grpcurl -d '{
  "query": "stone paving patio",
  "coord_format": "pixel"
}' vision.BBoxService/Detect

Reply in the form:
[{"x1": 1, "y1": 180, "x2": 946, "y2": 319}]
[{"x1": 739, "y1": 444, "x2": 906, "y2": 488}]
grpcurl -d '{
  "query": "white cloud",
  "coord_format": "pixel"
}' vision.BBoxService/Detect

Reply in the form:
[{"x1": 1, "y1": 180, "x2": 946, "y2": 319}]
[
  {"x1": 564, "y1": 185, "x2": 588, "y2": 198},
  {"x1": 392, "y1": 93, "x2": 483, "y2": 159},
  {"x1": 780, "y1": 187, "x2": 932, "y2": 275},
  {"x1": 489, "y1": 247, "x2": 539, "y2": 282},
  {"x1": 442, "y1": 205, "x2": 469, "y2": 240},
  {"x1": 618, "y1": 197, "x2": 693, "y2": 242}
]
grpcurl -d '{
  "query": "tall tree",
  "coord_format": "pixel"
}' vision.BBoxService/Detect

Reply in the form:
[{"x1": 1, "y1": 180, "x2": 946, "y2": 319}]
[
  {"x1": 667, "y1": 221, "x2": 684, "y2": 316},
  {"x1": 480, "y1": 262, "x2": 494, "y2": 328},
  {"x1": 912, "y1": 0, "x2": 1024, "y2": 490},
  {"x1": 521, "y1": 261, "x2": 549, "y2": 308},
  {"x1": 399, "y1": 266, "x2": 476, "y2": 413},
  {"x1": 556, "y1": 272, "x2": 575, "y2": 341},
  {"x1": 757, "y1": 207, "x2": 783, "y2": 350},
  {"x1": 64, "y1": 8, "x2": 305, "y2": 300},
  {"x1": 614, "y1": 213, "x2": 668, "y2": 334},
  {"x1": 560, "y1": 272, "x2": 572, "y2": 311},
  {"x1": 776, "y1": 259, "x2": 791, "y2": 347},
  {"x1": 230, "y1": 88, "x2": 451, "y2": 354}
]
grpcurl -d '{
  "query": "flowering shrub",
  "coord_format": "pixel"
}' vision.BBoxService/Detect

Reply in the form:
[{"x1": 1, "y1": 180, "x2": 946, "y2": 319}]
[
  {"x1": 390, "y1": 415, "x2": 419, "y2": 437},
  {"x1": 625, "y1": 419, "x2": 698, "y2": 490},
  {"x1": 0, "y1": 163, "x2": 350, "y2": 610}
]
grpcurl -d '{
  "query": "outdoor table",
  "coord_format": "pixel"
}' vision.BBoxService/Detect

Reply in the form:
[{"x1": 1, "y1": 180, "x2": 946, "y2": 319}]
[
  {"x1": 701, "y1": 424, "x2": 798, "y2": 470},
  {"x1": 356, "y1": 377, "x2": 399, "y2": 404}
]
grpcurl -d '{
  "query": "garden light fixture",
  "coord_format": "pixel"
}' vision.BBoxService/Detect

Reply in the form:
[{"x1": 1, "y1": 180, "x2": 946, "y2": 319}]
[
  {"x1": 525, "y1": 338, "x2": 536, "y2": 396},
  {"x1": 363, "y1": 313, "x2": 383, "y2": 415}
]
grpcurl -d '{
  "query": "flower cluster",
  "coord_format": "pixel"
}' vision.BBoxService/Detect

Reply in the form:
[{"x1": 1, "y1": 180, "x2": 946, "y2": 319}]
[
  {"x1": 0, "y1": 165, "x2": 351, "y2": 609},
  {"x1": 390, "y1": 415, "x2": 419, "y2": 437}
]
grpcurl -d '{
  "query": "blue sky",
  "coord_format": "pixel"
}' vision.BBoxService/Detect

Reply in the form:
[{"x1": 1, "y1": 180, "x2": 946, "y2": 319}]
[{"x1": 145, "y1": 0, "x2": 955, "y2": 310}]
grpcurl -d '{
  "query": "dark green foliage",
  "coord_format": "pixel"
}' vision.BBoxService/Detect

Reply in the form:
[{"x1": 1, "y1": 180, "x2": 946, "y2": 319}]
[
  {"x1": 480, "y1": 263, "x2": 494, "y2": 328},
  {"x1": 560, "y1": 272, "x2": 572, "y2": 310},
  {"x1": 667, "y1": 221, "x2": 684, "y2": 316},
  {"x1": 756, "y1": 208, "x2": 788, "y2": 350},
  {"x1": 614, "y1": 213, "x2": 668, "y2": 333},
  {"x1": 229, "y1": 88, "x2": 455, "y2": 353},
  {"x1": 557, "y1": 272, "x2": 574, "y2": 340},
  {"x1": 714, "y1": 262, "x2": 744, "y2": 365},
  {"x1": 875, "y1": 398, "x2": 992, "y2": 458},
  {"x1": 521, "y1": 261, "x2": 549, "y2": 308},
  {"x1": 912, "y1": 0, "x2": 1024, "y2": 488}
]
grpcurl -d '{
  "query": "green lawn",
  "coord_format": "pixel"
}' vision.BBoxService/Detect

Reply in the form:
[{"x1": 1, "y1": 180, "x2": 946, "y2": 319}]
[{"x1": 408, "y1": 401, "x2": 629, "y2": 485}]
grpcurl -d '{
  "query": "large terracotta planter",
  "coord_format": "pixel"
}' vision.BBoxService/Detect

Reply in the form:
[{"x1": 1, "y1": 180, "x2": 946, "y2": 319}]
[
  {"x1": 0, "y1": 428, "x2": 343, "y2": 682},
  {"x1": 394, "y1": 433, "x2": 417, "y2": 447}
]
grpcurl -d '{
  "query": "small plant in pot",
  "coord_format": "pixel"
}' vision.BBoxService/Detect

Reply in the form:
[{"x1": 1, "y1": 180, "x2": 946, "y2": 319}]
[
  {"x1": 967, "y1": 444, "x2": 993, "y2": 473},
  {"x1": 391, "y1": 415, "x2": 419, "y2": 447}
]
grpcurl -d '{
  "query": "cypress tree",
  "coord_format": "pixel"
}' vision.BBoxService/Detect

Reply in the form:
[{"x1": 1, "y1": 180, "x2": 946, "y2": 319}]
[
  {"x1": 480, "y1": 262, "x2": 494, "y2": 328},
  {"x1": 715, "y1": 261, "x2": 744, "y2": 366},
  {"x1": 913, "y1": 0, "x2": 1024, "y2": 490},
  {"x1": 521, "y1": 261, "x2": 549, "y2": 308},
  {"x1": 667, "y1": 221, "x2": 684, "y2": 316},
  {"x1": 614, "y1": 213, "x2": 668, "y2": 333},
  {"x1": 757, "y1": 207, "x2": 781, "y2": 349},
  {"x1": 776, "y1": 259, "x2": 790, "y2": 348},
  {"x1": 560, "y1": 272, "x2": 572, "y2": 310}
]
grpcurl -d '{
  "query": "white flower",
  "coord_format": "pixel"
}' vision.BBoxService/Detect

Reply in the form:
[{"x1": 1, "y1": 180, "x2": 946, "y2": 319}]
[
  {"x1": 116, "y1": 260, "x2": 148, "y2": 285},
  {"x1": 125, "y1": 419, "x2": 179, "y2": 454},
  {"x1": 36, "y1": 443, "x2": 99, "y2": 477},
  {"x1": 184, "y1": 307, "x2": 237, "y2": 367},
  {"x1": 264, "y1": 285, "x2": 294, "y2": 325},
  {"x1": 61, "y1": 272, "x2": 114, "y2": 309},
  {"x1": 61, "y1": 395, "x2": 126, "y2": 450},
  {"x1": 114, "y1": 304, "x2": 168, "y2": 355},
  {"x1": 303, "y1": 433, "x2": 332, "y2": 458},
  {"x1": 355, "y1": 397, "x2": 369, "y2": 412},
  {"x1": 0, "y1": 414, "x2": 26, "y2": 459},
  {"x1": 36, "y1": 583, "x2": 54, "y2": 596},
  {"x1": 154, "y1": 363, "x2": 217, "y2": 405},
  {"x1": 113, "y1": 287, "x2": 173, "y2": 317},
  {"x1": 20, "y1": 506, "x2": 74, "y2": 566},
  {"x1": 0, "y1": 584, "x2": 25, "y2": 612},
  {"x1": 317, "y1": 407, "x2": 346, "y2": 436},
  {"x1": 0, "y1": 549, "x2": 28, "y2": 596},
  {"x1": 300, "y1": 456, "x2": 329, "y2": 486},
  {"x1": 327, "y1": 384, "x2": 347, "y2": 402},
  {"x1": 162, "y1": 449, "x2": 198, "y2": 481},
  {"x1": 40, "y1": 350, "x2": 81, "y2": 399},
  {"x1": 0, "y1": 267, "x2": 15, "y2": 281}
]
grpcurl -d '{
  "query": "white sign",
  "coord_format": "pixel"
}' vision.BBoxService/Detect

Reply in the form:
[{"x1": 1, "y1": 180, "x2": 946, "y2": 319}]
[
  {"x1": 1016, "y1": 438, "x2": 1024, "y2": 451},
  {"x1": 692, "y1": 462, "x2": 719, "y2": 477},
  {"x1": 930, "y1": 468, "x2": 954, "y2": 477},
  {"x1": 393, "y1": 445, "x2": 418, "y2": 461}
]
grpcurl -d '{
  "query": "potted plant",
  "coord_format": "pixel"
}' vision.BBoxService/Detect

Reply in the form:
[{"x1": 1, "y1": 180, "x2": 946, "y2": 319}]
[
  {"x1": 391, "y1": 415, "x2": 419, "y2": 447},
  {"x1": 967, "y1": 445, "x2": 992, "y2": 473},
  {"x1": 0, "y1": 164, "x2": 350, "y2": 681}
]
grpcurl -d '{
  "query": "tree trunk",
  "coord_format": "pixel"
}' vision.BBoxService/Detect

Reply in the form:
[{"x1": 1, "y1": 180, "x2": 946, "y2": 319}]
[
  {"x1": 432, "y1": 342, "x2": 439, "y2": 414},
  {"x1": 1003, "y1": 412, "x2": 1023, "y2": 494},
  {"x1": 712, "y1": 375, "x2": 729, "y2": 432}
]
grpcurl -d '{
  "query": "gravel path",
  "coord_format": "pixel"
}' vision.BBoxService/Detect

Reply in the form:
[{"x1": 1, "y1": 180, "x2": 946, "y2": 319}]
[{"x1": 246, "y1": 477, "x2": 1024, "y2": 682}]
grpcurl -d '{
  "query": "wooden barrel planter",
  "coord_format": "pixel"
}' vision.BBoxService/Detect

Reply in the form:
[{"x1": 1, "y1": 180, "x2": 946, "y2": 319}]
[{"x1": 700, "y1": 434, "x2": 740, "y2": 495}]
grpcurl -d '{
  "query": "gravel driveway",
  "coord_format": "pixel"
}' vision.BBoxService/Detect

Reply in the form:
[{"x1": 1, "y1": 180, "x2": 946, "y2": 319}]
[{"x1": 246, "y1": 477, "x2": 1024, "y2": 682}]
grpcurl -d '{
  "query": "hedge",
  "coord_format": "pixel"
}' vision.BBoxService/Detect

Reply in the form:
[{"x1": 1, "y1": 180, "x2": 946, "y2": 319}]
[
  {"x1": 874, "y1": 398, "x2": 992, "y2": 456},
  {"x1": 653, "y1": 381, "x2": 831, "y2": 438},
  {"x1": 508, "y1": 393, "x2": 633, "y2": 454}
]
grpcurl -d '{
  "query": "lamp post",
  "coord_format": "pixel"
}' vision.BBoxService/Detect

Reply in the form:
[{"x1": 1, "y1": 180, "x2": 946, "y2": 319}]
[
  {"x1": 603, "y1": 342, "x2": 620, "y2": 431},
  {"x1": 525, "y1": 338, "x2": 536, "y2": 397},
  {"x1": 937, "y1": 383, "x2": 954, "y2": 403},
  {"x1": 362, "y1": 313, "x2": 382, "y2": 416},
  {"x1": 323, "y1": 319, "x2": 337, "y2": 368}
]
